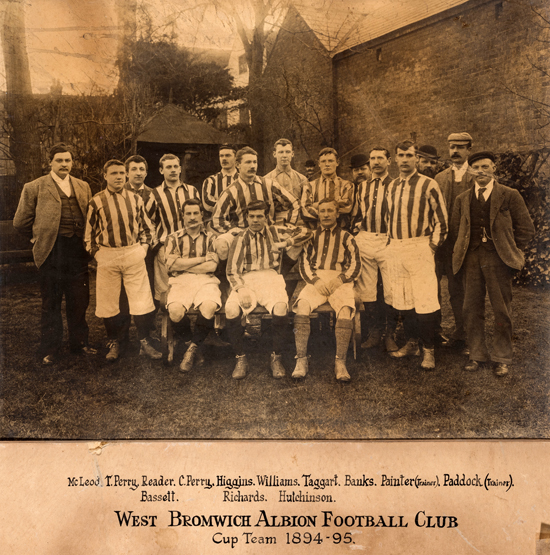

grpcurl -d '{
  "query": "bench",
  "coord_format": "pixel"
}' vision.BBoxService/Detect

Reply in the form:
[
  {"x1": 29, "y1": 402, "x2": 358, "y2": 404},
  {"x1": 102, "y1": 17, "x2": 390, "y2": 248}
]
[
  {"x1": 159, "y1": 276, "x2": 362, "y2": 365},
  {"x1": 0, "y1": 220, "x2": 33, "y2": 264}
]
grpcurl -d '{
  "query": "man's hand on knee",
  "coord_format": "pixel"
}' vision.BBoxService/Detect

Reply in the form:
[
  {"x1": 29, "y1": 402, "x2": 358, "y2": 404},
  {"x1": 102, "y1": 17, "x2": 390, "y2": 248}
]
[
  {"x1": 237, "y1": 288, "x2": 253, "y2": 309},
  {"x1": 314, "y1": 280, "x2": 331, "y2": 297},
  {"x1": 327, "y1": 277, "x2": 344, "y2": 295}
]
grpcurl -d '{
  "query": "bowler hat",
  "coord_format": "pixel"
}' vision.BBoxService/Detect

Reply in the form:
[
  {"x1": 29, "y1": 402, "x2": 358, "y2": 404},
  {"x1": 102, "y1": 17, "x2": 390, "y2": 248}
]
[
  {"x1": 350, "y1": 154, "x2": 369, "y2": 169},
  {"x1": 468, "y1": 151, "x2": 496, "y2": 165},
  {"x1": 417, "y1": 145, "x2": 440, "y2": 160},
  {"x1": 447, "y1": 132, "x2": 473, "y2": 144},
  {"x1": 305, "y1": 159, "x2": 316, "y2": 168}
]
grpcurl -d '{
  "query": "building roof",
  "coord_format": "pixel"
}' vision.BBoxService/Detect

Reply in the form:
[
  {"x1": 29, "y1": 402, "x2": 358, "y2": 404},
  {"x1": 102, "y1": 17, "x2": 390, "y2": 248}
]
[
  {"x1": 294, "y1": 0, "x2": 470, "y2": 56},
  {"x1": 137, "y1": 104, "x2": 233, "y2": 145}
]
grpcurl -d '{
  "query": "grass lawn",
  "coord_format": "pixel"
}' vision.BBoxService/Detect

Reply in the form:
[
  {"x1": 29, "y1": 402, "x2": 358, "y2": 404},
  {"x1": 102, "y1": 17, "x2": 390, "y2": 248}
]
[{"x1": 1, "y1": 263, "x2": 548, "y2": 439}]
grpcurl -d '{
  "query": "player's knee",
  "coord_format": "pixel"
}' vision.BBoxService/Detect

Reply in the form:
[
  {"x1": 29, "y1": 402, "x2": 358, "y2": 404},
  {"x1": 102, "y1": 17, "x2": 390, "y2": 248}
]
[
  {"x1": 295, "y1": 300, "x2": 311, "y2": 316},
  {"x1": 200, "y1": 301, "x2": 217, "y2": 320},
  {"x1": 337, "y1": 306, "x2": 353, "y2": 320},
  {"x1": 168, "y1": 303, "x2": 186, "y2": 322},
  {"x1": 225, "y1": 302, "x2": 241, "y2": 320},
  {"x1": 272, "y1": 302, "x2": 288, "y2": 317}
]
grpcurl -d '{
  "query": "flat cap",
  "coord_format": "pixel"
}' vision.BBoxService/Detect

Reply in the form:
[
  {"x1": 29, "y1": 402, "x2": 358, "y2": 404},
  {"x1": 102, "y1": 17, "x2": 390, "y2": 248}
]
[
  {"x1": 350, "y1": 153, "x2": 369, "y2": 168},
  {"x1": 417, "y1": 145, "x2": 440, "y2": 160},
  {"x1": 305, "y1": 159, "x2": 316, "y2": 168},
  {"x1": 468, "y1": 151, "x2": 496, "y2": 165},
  {"x1": 447, "y1": 132, "x2": 473, "y2": 144}
]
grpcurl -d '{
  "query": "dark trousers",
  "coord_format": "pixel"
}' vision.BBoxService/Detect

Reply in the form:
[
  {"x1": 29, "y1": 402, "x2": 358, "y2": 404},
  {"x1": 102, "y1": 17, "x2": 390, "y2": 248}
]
[
  {"x1": 463, "y1": 248, "x2": 513, "y2": 364},
  {"x1": 436, "y1": 248, "x2": 465, "y2": 339},
  {"x1": 38, "y1": 235, "x2": 90, "y2": 355}
]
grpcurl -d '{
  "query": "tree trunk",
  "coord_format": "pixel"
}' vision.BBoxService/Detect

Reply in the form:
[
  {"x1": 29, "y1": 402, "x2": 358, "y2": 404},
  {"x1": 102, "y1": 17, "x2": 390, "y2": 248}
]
[{"x1": 2, "y1": 0, "x2": 42, "y2": 190}]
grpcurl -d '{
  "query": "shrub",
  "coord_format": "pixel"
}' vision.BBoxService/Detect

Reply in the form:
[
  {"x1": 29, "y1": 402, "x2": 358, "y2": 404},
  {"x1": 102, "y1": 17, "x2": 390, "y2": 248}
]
[{"x1": 496, "y1": 150, "x2": 550, "y2": 287}]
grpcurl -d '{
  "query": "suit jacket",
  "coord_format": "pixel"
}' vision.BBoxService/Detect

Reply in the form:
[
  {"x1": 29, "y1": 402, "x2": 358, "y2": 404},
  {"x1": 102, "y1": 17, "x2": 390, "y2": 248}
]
[
  {"x1": 13, "y1": 173, "x2": 92, "y2": 268},
  {"x1": 435, "y1": 165, "x2": 476, "y2": 212},
  {"x1": 450, "y1": 181, "x2": 535, "y2": 274},
  {"x1": 435, "y1": 166, "x2": 475, "y2": 254}
]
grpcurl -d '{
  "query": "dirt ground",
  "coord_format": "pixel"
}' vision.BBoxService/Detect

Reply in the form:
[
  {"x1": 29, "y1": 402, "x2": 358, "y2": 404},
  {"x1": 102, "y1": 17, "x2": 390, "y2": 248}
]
[{"x1": 0, "y1": 263, "x2": 549, "y2": 440}]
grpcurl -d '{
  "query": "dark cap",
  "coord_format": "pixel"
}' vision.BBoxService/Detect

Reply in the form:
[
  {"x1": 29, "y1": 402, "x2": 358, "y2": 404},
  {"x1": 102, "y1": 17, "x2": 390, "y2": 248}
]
[
  {"x1": 218, "y1": 143, "x2": 237, "y2": 153},
  {"x1": 468, "y1": 151, "x2": 496, "y2": 165},
  {"x1": 305, "y1": 159, "x2": 316, "y2": 168},
  {"x1": 350, "y1": 153, "x2": 369, "y2": 169},
  {"x1": 417, "y1": 145, "x2": 440, "y2": 160}
]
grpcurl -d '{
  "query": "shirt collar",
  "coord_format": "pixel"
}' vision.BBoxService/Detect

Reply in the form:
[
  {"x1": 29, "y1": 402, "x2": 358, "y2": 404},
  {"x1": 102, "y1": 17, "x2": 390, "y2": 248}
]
[
  {"x1": 370, "y1": 171, "x2": 389, "y2": 183},
  {"x1": 319, "y1": 223, "x2": 338, "y2": 234},
  {"x1": 248, "y1": 226, "x2": 267, "y2": 237},
  {"x1": 50, "y1": 171, "x2": 70, "y2": 186},
  {"x1": 239, "y1": 175, "x2": 260, "y2": 188},
  {"x1": 162, "y1": 180, "x2": 188, "y2": 191},
  {"x1": 182, "y1": 224, "x2": 207, "y2": 238},
  {"x1": 399, "y1": 170, "x2": 418, "y2": 183},
  {"x1": 221, "y1": 169, "x2": 237, "y2": 177},
  {"x1": 475, "y1": 179, "x2": 494, "y2": 197},
  {"x1": 126, "y1": 182, "x2": 144, "y2": 192},
  {"x1": 106, "y1": 186, "x2": 126, "y2": 196},
  {"x1": 453, "y1": 161, "x2": 469, "y2": 171},
  {"x1": 275, "y1": 166, "x2": 293, "y2": 177}
]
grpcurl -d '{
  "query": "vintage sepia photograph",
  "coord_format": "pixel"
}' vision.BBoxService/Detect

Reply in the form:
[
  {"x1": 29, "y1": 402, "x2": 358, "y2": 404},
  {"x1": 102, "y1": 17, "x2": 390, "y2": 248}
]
[{"x1": 0, "y1": 0, "x2": 548, "y2": 441}]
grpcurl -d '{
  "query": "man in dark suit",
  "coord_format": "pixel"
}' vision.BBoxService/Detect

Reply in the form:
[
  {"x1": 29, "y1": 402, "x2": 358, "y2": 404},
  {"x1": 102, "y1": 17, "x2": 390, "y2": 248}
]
[
  {"x1": 451, "y1": 151, "x2": 534, "y2": 376},
  {"x1": 435, "y1": 132, "x2": 477, "y2": 351},
  {"x1": 13, "y1": 143, "x2": 96, "y2": 365}
]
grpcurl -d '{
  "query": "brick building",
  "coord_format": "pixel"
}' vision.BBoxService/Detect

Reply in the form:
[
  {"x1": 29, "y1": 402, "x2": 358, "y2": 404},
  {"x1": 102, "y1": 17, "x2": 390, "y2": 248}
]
[{"x1": 260, "y1": 0, "x2": 549, "y2": 177}]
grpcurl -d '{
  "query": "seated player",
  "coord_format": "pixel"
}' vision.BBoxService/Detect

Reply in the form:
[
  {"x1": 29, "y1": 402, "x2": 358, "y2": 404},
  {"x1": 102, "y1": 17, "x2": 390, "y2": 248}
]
[
  {"x1": 225, "y1": 200, "x2": 312, "y2": 380},
  {"x1": 164, "y1": 199, "x2": 222, "y2": 372},
  {"x1": 293, "y1": 198, "x2": 361, "y2": 382}
]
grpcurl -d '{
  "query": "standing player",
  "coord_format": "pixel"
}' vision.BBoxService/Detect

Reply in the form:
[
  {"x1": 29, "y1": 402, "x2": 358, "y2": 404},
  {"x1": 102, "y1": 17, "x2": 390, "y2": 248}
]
[
  {"x1": 302, "y1": 148, "x2": 354, "y2": 229},
  {"x1": 202, "y1": 144, "x2": 238, "y2": 219},
  {"x1": 385, "y1": 140, "x2": 448, "y2": 370},
  {"x1": 85, "y1": 160, "x2": 161, "y2": 361},
  {"x1": 351, "y1": 147, "x2": 399, "y2": 352}
]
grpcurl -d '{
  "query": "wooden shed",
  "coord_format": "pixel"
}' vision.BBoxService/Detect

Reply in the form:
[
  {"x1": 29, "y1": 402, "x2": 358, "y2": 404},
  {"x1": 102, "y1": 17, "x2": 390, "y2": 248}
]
[{"x1": 137, "y1": 104, "x2": 236, "y2": 189}]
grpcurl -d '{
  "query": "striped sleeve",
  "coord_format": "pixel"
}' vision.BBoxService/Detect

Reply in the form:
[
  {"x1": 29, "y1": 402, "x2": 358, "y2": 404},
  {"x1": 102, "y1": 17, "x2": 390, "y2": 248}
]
[
  {"x1": 226, "y1": 231, "x2": 246, "y2": 290},
  {"x1": 340, "y1": 232, "x2": 361, "y2": 283},
  {"x1": 298, "y1": 236, "x2": 319, "y2": 285},
  {"x1": 274, "y1": 224, "x2": 313, "y2": 248},
  {"x1": 269, "y1": 179, "x2": 300, "y2": 225},
  {"x1": 212, "y1": 188, "x2": 234, "y2": 233},
  {"x1": 301, "y1": 179, "x2": 318, "y2": 221},
  {"x1": 84, "y1": 199, "x2": 99, "y2": 255},
  {"x1": 337, "y1": 179, "x2": 354, "y2": 214},
  {"x1": 202, "y1": 175, "x2": 217, "y2": 213},
  {"x1": 164, "y1": 232, "x2": 181, "y2": 273},
  {"x1": 351, "y1": 181, "x2": 364, "y2": 234},
  {"x1": 144, "y1": 191, "x2": 159, "y2": 231},
  {"x1": 135, "y1": 194, "x2": 157, "y2": 246},
  {"x1": 428, "y1": 181, "x2": 448, "y2": 248}
]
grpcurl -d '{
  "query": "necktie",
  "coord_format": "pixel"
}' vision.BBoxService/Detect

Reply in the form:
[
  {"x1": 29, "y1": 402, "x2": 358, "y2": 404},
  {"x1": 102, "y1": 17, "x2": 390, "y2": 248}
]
[{"x1": 478, "y1": 187, "x2": 487, "y2": 203}]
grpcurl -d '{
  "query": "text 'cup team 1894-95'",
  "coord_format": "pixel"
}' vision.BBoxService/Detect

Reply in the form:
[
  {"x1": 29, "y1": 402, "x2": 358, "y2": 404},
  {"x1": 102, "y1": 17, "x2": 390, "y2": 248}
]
[{"x1": 13, "y1": 133, "x2": 535, "y2": 380}]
